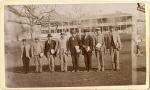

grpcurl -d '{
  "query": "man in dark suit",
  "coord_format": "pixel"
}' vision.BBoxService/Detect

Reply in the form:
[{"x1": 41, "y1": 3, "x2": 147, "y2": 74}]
[
  {"x1": 105, "y1": 30, "x2": 112, "y2": 55},
  {"x1": 81, "y1": 29, "x2": 93, "y2": 72},
  {"x1": 67, "y1": 30, "x2": 81, "y2": 72},
  {"x1": 44, "y1": 34, "x2": 58, "y2": 72}
]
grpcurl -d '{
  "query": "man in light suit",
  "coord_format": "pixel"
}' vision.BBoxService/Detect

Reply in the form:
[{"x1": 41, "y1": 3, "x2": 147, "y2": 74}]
[
  {"x1": 94, "y1": 29, "x2": 105, "y2": 71},
  {"x1": 110, "y1": 27, "x2": 122, "y2": 71},
  {"x1": 20, "y1": 39, "x2": 31, "y2": 74},
  {"x1": 59, "y1": 32, "x2": 68, "y2": 72},
  {"x1": 31, "y1": 38, "x2": 44, "y2": 73}
]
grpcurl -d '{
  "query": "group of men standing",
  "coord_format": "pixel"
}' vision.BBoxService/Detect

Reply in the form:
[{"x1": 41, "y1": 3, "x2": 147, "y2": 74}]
[{"x1": 20, "y1": 26, "x2": 122, "y2": 74}]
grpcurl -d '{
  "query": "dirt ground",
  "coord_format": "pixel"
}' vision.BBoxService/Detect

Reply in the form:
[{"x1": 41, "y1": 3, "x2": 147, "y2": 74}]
[{"x1": 5, "y1": 34, "x2": 146, "y2": 87}]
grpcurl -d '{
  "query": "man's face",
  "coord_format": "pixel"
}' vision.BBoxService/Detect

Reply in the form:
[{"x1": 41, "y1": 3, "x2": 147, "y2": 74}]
[
  {"x1": 72, "y1": 33, "x2": 76, "y2": 37},
  {"x1": 83, "y1": 32, "x2": 85, "y2": 35},
  {"x1": 115, "y1": 28, "x2": 118, "y2": 32},
  {"x1": 85, "y1": 32, "x2": 88, "y2": 36},
  {"x1": 48, "y1": 37, "x2": 51, "y2": 40},
  {"x1": 61, "y1": 35, "x2": 64, "y2": 38},
  {"x1": 98, "y1": 30, "x2": 102, "y2": 34},
  {"x1": 23, "y1": 41, "x2": 26, "y2": 45},
  {"x1": 110, "y1": 28, "x2": 113, "y2": 32},
  {"x1": 35, "y1": 39, "x2": 38, "y2": 43}
]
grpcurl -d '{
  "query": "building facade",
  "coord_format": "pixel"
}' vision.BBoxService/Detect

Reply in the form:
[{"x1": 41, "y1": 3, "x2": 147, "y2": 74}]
[{"x1": 39, "y1": 11, "x2": 133, "y2": 40}]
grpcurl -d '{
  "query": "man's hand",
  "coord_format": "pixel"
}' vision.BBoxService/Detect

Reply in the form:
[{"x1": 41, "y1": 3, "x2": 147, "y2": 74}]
[
  {"x1": 67, "y1": 51, "x2": 71, "y2": 55},
  {"x1": 92, "y1": 50, "x2": 95, "y2": 55},
  {"x1": 28, "y1": 57, "x2": 31, "y2": 60}
]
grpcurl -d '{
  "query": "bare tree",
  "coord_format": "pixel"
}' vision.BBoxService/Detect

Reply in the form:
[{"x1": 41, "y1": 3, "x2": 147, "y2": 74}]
[{"x1": 7, "y1": 5, "x2": 55, "y2": 40}]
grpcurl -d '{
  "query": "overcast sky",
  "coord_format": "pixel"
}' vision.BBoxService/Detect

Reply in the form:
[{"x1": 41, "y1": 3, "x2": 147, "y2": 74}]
[{"x1": 53, "y1": 3, "x2": 138, "y2": 16}]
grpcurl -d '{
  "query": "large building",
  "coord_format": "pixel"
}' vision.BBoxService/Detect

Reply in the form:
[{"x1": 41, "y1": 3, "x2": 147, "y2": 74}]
[{"x1": 39, "y1": 11, "x2": 133, "y2": 39}]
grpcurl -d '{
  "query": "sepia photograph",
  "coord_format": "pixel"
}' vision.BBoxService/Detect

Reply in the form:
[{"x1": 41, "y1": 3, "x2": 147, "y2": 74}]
[{"x1": 4, "y1": 3, "x2": 146, "y2": 87}]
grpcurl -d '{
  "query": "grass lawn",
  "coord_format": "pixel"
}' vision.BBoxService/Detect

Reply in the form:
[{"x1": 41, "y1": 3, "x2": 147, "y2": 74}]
[{"x1": 5, "y1": 33, "x2": 145, "y2": 87}]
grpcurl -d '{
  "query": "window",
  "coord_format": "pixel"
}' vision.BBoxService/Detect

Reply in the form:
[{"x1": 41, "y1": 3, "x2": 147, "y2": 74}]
[
  {"x1": 41, "y1": 30, "x2": 49, "y2": 34},
  {"x1": 116, "y1": 25, "x2": 121, "y2": 30},
  {"x1": 97, "y1": 18, "x2": 102, "y2": 23},
  {"x1": 76, "y1": 28, "x2": 79, "y2": 33},
  {"x1": 127, "y1": 16, "x2": 132, "y2": 22},
  {"x1": 51, "y1": 30, "x2": 54, "y2": 33},
  {"x1": 121, "y1": 25, "x2": 126, "y2": 30},
  {"x1": 60, "y1": 29, "x2": 62, "y2": 33},
  {"x1": 127, "y1": 24, "x2": 132, "y2": 28},
  {"x1": 57, "y1": 29, "x2": 60, "y2": 33},
  {"x1": 120, "y1": 16, "x2": 127, "y2": 22},
  {"x1": 101, "y1": 18, "x2": 108, "y2": 23},
  {"x1": 103, "y1": 26, "x2": 108, "y2": 31}
]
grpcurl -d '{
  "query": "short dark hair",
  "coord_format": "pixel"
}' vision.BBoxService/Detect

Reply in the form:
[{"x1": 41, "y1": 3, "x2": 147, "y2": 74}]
[
  {"x1": 35, "y1": 38, "x2": 39, "y2": 40},
  {"x1": 22, "y1": 39, "x2": 26, "y2": 42}
]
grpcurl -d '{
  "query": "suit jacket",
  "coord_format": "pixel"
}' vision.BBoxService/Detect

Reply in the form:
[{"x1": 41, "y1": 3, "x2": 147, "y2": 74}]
[
  {"x1": 95, "y1": 33, "x2": 105, "y2": 52},
  {"x1": 111, "y1": 32, "x2": 122, "y2": 50},
  {"x1": 81, "y1": 35, "x2": 93, "y2": 55},
  {"x1": 21, "y1": 44, "x2": 31, "y2": 59},
  {"x1": 105, "y1": 32, "x2": 112, "y2": 49},
  {"x1": 67, "y1": 35, "x2": 81, "y2": 54},
  {"x1": 31, "y1": 42, "x2": 43, "y2": 56},
  {"x1": 59, "y1": 37, "x2": 68, "y2": 50},
  {"x1": 44, "y1": 40, "x2": 58, "y2": 55}
]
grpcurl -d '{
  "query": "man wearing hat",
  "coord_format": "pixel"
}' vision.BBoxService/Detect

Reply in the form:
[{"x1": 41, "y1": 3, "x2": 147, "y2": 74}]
[
  {"x1": 31, "y1": 38, "x2": 44, "y2": 73},
  {"x1": 110, "y1": 27, "x2": 122, "y2": 71},
  {"x1": 20, "y1": 39, "x2": 31, "y2": 74},
  {"x1": 67, "y1": 29, "x2": 81, "y2": 72},
  {"x1": 44, "y1": 33, "x2": 58, "y2": 72},
  {"x1": 59, "y1": 32, "x2": 68, "y2": 72},
  {"x1": 81, "y1": 29, "x2": 93, "y2": 72}
]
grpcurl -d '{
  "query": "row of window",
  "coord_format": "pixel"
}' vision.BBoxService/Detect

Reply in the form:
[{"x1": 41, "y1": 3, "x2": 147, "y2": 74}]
[
  {"x1": 41, "y1": 24, "x2": 132, "y2": 34},
  {"x1": 40, "y1": 16, "x2": 133, "y2": 27}
]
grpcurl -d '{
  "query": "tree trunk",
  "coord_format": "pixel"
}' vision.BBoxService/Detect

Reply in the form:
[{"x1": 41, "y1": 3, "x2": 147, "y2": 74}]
[{"x1": 30, "y1": 25, "x2": 34, "y2": 40}]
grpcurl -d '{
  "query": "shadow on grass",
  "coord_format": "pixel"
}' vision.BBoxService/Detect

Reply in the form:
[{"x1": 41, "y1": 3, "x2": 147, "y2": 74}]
[
  {"x1": 6, "y1": 65, "x2": 105, "y2": 73},
  {"x1": 136, "y1": 67, "x2": 146, "y2": 72}
]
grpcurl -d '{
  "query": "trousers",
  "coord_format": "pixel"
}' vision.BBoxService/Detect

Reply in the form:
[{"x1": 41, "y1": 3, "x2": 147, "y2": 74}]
[
  {"x1": 71, "y1": 53, "x2": 79, "y2": 72},
  {"x1": 34, "y1": 55, "x2": 42, "y2": 72},
  {"x1": 59, "y1": 49, "x2": 68, "y2": 71},
  {"x1": 95, "y1": 50, "x2": 104, "y2": 70},
  {"x1": 83, "y1": 53, "x2": 92, "y2": 71},
  {"x1": 22, "y1": 57, "x2": 30, "y2": 73},
  {"x1": 47, "y1": 52, "x2": 55, "y2": 72},
  {"x1": 111, "y1": 48, "x2": 120, "y2": 70}
]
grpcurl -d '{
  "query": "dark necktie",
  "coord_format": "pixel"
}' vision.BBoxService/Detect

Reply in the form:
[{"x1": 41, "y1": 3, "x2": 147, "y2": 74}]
[{"x1": 23, "y1": 46, "x2": 26, "y2": 58}]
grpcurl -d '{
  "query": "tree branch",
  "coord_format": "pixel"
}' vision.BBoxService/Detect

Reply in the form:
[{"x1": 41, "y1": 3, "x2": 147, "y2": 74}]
[
  {"x1": 7, "y1": 6, "x2": 29, "y2": 18},
  {"x1": 23, "y1": 5, "x2": 38, "y2": 19},
  {"x1": 7, "y1": 20, "x2": 31, "y2": 25}
]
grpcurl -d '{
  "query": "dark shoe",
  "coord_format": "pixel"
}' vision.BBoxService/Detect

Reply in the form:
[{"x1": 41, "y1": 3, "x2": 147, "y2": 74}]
[
  {"x1": 116, "y1": 68, "x2": 120, "y2": 71},
  {"x1": 96, "y1": 70, "x2": 100, "y2": 72},
  {"x1": 24, "y1": 71, "x2": 28, "y2": 74},
  {"x1": 101, "y1": 67, "x2": 105, "y2": 71},
  {"x1": 71, "y1": 70, "x2": 75, "y2": 72},
  {"x1": 64, "y1": 70, "x2": 68, "y2": 72},
  {"x1": 76, "y1": 70, "x2": 79, "y2": 72},
  {"x1": 83, "y1": 70, "x2": 88, "y2": 72}
]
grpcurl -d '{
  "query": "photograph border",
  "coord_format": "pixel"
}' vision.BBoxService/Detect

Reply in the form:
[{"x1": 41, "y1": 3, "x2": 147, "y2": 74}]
[{"x1": 0, "y1": 0, "x2": 149, "y2": 89}]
